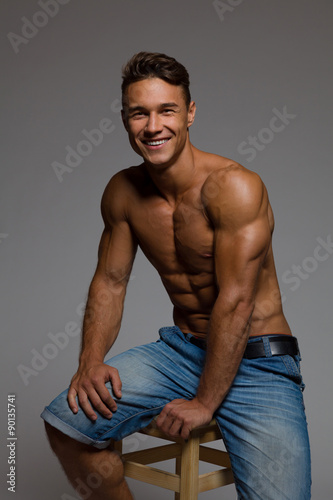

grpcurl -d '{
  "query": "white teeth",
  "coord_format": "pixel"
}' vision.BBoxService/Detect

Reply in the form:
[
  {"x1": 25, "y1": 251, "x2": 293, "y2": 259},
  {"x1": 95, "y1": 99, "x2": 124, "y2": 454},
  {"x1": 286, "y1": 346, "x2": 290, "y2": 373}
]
[{"x1": 146, "y1": 139, "x2": 168, "y2": 146}]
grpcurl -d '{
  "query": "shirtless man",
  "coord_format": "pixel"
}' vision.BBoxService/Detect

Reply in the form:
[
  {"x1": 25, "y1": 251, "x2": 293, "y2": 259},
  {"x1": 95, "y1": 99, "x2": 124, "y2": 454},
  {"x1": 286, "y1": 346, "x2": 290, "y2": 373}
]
[{"x1": 41, "y1": 52, "x2": 311, "y2": 499}]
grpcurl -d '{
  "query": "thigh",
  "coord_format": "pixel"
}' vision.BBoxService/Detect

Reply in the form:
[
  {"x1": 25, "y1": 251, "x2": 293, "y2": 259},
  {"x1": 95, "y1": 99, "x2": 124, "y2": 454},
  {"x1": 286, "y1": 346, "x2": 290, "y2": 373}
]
[
  {"x1": 216, "y1": 355, "x2": 311, "y2": 500},
  {"x1": 41, "y1": 327, "x2": 206, "y2": 448}
]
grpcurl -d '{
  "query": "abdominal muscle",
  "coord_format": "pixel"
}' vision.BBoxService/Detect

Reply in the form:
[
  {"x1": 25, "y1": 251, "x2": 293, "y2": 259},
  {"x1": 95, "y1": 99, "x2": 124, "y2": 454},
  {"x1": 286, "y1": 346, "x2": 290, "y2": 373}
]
[{"x1": 160, "y1": 261, "x2": 291, "y2": 339}]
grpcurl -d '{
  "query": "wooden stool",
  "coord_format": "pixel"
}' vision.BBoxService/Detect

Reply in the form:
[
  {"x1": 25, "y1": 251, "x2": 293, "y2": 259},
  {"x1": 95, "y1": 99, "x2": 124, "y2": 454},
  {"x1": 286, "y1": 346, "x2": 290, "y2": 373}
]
[{"x1": 114, "y1": 419, "x2": 234, "y2": 499}]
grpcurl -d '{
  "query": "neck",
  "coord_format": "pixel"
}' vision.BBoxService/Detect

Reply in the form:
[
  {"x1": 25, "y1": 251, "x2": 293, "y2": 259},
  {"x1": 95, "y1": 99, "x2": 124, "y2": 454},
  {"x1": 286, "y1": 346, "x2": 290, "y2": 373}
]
[{"x1": 144, "y1": 142, "x2": 198, "y2": 204}]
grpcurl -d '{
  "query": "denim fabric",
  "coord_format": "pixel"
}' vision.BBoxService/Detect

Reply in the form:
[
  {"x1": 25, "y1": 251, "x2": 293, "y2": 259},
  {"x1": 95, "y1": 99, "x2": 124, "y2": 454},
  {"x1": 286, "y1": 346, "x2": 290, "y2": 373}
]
[{"x1": 41, "y1": 326, "x2": 311, "y2": 499}]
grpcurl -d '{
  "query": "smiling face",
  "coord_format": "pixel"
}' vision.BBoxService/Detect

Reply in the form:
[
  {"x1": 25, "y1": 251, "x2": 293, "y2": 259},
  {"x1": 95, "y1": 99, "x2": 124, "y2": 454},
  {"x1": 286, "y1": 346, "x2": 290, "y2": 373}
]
[{"x1": 122, "y1": 78, "x2": 196, "y2": 169}]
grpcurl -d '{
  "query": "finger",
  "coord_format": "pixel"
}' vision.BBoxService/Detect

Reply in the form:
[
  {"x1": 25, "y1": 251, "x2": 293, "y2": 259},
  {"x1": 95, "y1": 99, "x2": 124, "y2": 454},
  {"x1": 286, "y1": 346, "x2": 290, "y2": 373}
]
[
  {"x1": 108, "y1": 368, "x2": 122, "y2": 399},
  {"x1": 158, "y1": 411, "x2": 179, "y2": 435},
  {"x1": 156, "y1": 400, "x2": 181, "y2": 427},
  {"x1": 67, "y1": 387, "x2": 78, "y2": 414},
  {"x1": 96, "y1": 384, "x2": 118, "y2": 413},
  {"x1": 168, "y1": 418, "x2": 183, "y2": 437},
  {"x1": 84, "y1": 389, "x2": 116, "y2": 420},
  {"x1": 156, "y1": 409, "x2": 168, "y2": 429},
  {"x1": 180, "y1": 421, "x2": 191, "y2": 440},
  {"x1": 77, "y1": 390, "x2": 98, "y2": 421}
]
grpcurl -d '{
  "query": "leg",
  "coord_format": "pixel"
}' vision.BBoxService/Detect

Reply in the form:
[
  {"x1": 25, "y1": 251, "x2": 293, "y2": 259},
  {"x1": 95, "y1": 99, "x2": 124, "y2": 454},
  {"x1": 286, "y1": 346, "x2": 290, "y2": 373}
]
[
  {"x1": 41, "y1": 328, "x2": 207, "y2": 495},
  {"x1": 216, "y1": 352, "x2": 311, "y2": 499},
  {"x1": 45, "y1": 422, "x2": 133, "y2": 500},
  {"x1": 41, "y1": 328, "x2": 207, "y2": 447}
]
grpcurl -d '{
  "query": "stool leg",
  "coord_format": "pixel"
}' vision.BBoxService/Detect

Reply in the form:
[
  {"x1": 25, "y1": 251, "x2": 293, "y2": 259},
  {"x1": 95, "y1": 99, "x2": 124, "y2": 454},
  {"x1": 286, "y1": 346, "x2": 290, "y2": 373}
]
[
  {"x1": 175, "y1": 455, "x2": 181, "y2": 500},
  {"x1": 177, "y1": 436, "x2": 199, "y2": 500}
]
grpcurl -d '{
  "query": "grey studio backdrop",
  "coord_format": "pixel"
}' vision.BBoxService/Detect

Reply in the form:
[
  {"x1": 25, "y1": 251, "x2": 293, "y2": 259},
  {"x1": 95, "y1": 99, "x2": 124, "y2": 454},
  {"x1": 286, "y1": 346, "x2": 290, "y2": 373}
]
[{"x1": 1, "y1": 1, "x2": 332, "y2": 499}]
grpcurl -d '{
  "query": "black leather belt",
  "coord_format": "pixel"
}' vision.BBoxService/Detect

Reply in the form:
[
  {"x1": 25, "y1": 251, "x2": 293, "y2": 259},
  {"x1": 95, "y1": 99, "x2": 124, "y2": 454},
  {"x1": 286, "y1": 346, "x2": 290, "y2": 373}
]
[{"x1": 188, "y1": 335, "x2": 299, "y2": 359}]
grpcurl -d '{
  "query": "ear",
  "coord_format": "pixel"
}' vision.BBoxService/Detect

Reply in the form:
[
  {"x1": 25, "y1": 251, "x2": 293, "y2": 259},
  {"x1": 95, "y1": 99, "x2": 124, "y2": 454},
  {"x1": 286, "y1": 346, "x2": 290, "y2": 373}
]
[
  {"x1": 187, "y1": 101, "x2": 196, "y2": 128},
  {"x1": 121, "y1": 109, "x2": 129, "y2": 132}
]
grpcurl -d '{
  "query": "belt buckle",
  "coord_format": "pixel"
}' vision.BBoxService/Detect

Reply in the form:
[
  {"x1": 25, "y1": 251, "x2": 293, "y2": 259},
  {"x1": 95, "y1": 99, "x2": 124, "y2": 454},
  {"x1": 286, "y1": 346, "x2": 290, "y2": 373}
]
[{"x1": 269, "y1": 335, "x2": 299, "y2": 357}]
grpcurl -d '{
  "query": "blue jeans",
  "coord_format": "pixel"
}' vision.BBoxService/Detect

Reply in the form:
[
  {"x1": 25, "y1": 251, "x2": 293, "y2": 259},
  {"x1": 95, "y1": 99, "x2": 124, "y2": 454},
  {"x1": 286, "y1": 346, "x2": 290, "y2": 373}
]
[{"x1": 41, "y1": 326, "x2": 311, "y2": 499}]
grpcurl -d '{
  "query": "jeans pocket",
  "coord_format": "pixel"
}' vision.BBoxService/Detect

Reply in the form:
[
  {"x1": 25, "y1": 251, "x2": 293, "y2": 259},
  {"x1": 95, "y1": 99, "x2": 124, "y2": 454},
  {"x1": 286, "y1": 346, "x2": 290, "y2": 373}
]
[{"x1": 281, "y1": 355, "x2": 305, "y2": 391}]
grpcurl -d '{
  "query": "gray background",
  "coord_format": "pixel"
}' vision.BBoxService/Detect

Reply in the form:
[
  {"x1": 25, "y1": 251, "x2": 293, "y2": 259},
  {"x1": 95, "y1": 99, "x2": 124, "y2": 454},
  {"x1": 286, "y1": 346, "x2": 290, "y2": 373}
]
[{"x1": 1, "y1": 0, "x2": 332, "y2": 498}]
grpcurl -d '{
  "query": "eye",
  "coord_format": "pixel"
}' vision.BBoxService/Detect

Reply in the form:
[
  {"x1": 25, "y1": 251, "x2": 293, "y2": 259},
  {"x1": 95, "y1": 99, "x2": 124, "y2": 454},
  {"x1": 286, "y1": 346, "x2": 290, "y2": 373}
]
[
  {"x1": 131, "y1": 111, "x2": 146, "y2": 118},
  {"x1": 162, "y1": 109, "x2": 174, "y2": 115}
]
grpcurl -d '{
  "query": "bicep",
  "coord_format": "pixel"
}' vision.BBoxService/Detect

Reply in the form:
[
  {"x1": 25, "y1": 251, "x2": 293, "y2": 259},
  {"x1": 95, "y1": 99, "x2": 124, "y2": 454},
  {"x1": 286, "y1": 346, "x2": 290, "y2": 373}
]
[
  {"x1": 214, "y1": 215, "x2": 270, "y2": 303},
  {"x1": 204, "y1": 168, "x2": 271, "y2": 301},
  {"x1": 95, "y1": 220, "x2": 138, "y2": 286}
]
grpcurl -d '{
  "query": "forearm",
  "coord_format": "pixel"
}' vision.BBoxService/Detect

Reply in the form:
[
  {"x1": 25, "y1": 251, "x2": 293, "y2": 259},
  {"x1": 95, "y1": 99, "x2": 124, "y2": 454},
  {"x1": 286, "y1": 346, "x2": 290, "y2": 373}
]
[
  {"x1": 79, "y1": 276, "x2": 126, "y2": 366},
  {"x1": 196, "y1": 300, "x2": 253, "y2": 413},
  {"x1": 68, "y1": 275, "x2": 128, "y2": 419}
]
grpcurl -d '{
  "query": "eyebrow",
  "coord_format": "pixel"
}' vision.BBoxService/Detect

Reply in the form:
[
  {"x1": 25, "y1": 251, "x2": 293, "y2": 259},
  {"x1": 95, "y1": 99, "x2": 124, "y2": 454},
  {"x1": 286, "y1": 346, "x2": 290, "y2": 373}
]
[{"x1": 160, "y1": 102, "x2": 180, "y2": 109}]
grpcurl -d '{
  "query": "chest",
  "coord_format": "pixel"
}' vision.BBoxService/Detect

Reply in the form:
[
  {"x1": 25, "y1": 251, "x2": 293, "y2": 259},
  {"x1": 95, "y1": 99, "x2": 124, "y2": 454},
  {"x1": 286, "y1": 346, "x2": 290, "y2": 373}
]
[{"x1": 129, "y1": 196, "x2": 214, "y2": 274}]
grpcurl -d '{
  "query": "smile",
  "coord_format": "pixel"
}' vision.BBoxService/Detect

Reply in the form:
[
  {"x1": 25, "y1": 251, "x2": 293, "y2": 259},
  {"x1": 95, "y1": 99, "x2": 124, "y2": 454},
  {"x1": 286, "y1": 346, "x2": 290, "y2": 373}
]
[{"x1": 143, "y1": 138, "x2": 170, "y2": 147}]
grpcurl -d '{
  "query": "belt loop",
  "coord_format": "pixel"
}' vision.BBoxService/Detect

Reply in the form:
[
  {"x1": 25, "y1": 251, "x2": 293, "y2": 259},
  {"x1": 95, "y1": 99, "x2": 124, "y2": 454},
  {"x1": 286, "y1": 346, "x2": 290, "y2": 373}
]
[{"x1": 262, "y1": 336, "x2": 272, "y2": 357}]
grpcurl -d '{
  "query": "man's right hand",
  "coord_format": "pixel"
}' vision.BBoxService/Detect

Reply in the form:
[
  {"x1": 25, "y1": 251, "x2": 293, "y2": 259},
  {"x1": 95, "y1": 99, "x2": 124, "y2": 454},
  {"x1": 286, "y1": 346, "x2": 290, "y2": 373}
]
[{"x1": 67, "y1": 363, "x2": 122, "y2": 421}]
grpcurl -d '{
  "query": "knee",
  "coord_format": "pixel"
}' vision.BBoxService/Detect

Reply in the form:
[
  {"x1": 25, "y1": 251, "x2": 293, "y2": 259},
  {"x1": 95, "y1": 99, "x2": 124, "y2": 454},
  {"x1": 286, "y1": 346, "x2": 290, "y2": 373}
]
[
  {"x1": 44, "y1": 421, "x2": 74, "y2": 456},
  {"x1": 44, "y1": 422, "x2": 126, "y2": 488},
  {"x1": 90, "y1": 448, "x2": 126, "y2": 487}
]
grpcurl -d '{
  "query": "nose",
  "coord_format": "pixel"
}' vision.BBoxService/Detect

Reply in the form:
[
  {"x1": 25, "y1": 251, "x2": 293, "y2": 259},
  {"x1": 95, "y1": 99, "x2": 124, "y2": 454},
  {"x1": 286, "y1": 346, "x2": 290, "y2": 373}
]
[{"x1": 145, "y1": 112, "x2": 162, "y2": 135}]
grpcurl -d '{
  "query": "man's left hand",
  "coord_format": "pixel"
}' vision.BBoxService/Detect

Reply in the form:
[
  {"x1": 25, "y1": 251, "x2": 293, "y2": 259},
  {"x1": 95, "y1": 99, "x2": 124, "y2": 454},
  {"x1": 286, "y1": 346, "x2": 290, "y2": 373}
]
[{"x1": 156, "y1": 398, "x2": 213, "y2": 440}]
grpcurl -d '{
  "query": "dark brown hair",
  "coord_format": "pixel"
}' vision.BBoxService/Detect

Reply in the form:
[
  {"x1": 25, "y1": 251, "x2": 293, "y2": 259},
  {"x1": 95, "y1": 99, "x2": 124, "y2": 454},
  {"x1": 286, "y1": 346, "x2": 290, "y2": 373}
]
[{"x1": 121, "y1": 51, "x2": 191, "y2": 108}]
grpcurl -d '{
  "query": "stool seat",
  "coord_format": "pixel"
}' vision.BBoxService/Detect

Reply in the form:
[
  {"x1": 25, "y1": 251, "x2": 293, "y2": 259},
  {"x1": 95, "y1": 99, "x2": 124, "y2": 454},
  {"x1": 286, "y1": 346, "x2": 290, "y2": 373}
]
[{"x1": 114, "y1": 419, "x2": 234, "y2": 499}]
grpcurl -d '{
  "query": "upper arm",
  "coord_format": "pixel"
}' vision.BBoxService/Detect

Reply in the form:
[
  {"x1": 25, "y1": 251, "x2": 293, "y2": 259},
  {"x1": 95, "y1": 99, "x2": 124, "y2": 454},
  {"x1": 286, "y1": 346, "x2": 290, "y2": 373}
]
[
  {"x1": 203, "y1": 167, "x2": 271, "y2": 308},
  {"x1": 94, "y1": 171, "x2": 138, "y2": 288}
]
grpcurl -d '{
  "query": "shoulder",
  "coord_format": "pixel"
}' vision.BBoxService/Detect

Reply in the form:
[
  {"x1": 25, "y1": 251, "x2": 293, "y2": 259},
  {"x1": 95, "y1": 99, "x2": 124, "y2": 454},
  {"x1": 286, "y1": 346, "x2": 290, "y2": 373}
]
[
  {"x1": 101, "y1": 165, "x2": 146, "y2": 225},
  {"x1": 201, "y1": 159, "x2": 267, "y2": 227},
  {"x1": 203, "y1": 160, "x2": 264, "y2": 202}
]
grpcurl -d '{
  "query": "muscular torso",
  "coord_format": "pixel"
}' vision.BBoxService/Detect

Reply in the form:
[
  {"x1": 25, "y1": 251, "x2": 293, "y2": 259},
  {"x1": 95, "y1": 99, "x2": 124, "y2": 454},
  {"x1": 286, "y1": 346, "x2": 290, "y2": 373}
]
[{"x1": 117, "y1": 154, "x2": 291, "y2": 338}]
